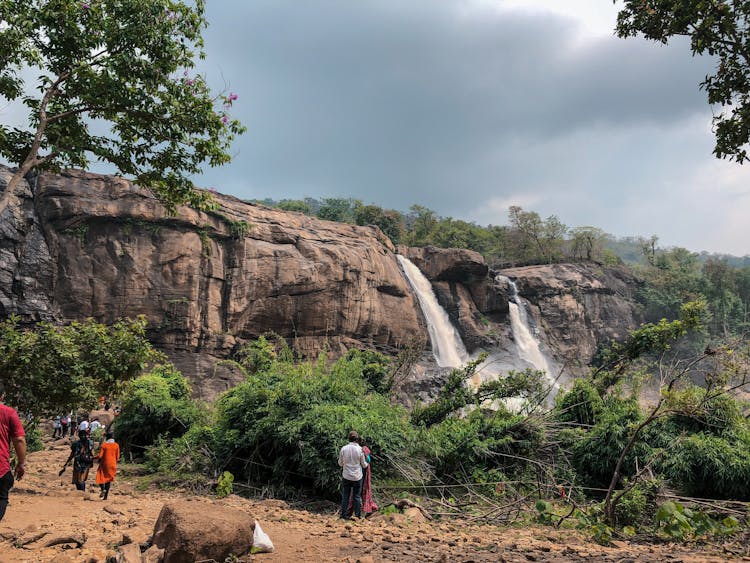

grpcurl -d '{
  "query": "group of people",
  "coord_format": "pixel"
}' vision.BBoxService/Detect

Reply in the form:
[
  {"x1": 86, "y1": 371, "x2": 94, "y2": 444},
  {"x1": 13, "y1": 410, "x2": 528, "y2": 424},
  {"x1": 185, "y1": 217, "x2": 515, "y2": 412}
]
[
  {"x1": 338, "y1": 430, "x2": 378, "y2": 520},
  {"x1": 52, "y1": 414, "x2": 107, "y2": 439}
]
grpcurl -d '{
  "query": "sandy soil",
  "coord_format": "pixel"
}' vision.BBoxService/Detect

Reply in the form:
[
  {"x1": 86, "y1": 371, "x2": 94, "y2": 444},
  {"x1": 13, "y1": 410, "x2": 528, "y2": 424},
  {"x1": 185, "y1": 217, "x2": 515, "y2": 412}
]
[{"x1": 0, "y1": 437, "x2": 745, "y2": 562}]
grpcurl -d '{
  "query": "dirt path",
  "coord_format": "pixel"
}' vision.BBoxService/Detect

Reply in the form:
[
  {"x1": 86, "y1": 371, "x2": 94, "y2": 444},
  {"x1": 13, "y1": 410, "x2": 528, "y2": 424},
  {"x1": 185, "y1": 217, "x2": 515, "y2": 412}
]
[{"x1": 0, "y1": 438, "x2": 744, "y2": 562}]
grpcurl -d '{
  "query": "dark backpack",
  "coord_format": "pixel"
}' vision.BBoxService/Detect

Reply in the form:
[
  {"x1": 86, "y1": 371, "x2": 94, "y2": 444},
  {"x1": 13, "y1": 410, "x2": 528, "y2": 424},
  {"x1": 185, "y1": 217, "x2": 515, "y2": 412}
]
[{"x1": 77, "y1": 441, "x2": 94, "y2": 466}]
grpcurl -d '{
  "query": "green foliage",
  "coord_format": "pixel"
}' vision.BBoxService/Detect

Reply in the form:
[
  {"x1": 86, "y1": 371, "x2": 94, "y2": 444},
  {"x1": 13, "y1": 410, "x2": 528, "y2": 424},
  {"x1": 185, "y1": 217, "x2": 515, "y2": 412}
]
[
  {"x1": 554, "y1": 379, "x2": 603, "y2": 427},
  {"x1": 420, "y1": 408, "x2": 545, "y2": 482},
  {"x1": 24, "y1": 422, "x2": 43, "y2": 453},
  {"x1": 659, "y1": 432, "x2": 750, "y2": 500},
  {"x1": 570, "y1": 397, "x2": 647, "y2": 488},
  {"x1": 213, "y1": 350, "x2": 415, "y2": 494},
  {"x1": 0, "y1": 316, "x2": 160, "y2": 417},
  {"x1": 146, "y1": 423, "x2": 217, "y2": 475},
  {"x1": 594, "y1": 300, "x2": 706, "y2": 390},
  {"x1": 0, "y1": 0, "x2": 245, "y2": 211},
  {"x1": 655, "y1": 501, "x2": 739, "y2": 540},
  {"x1": 233, "y1": 335, "x2": 278, "y2": 375},
  {"x1": 344, "y1": 349, "x2": 392, "y2": 394},
  {"x1": 275, "y1": 199, "x2": 312, "y2": 214},
  {"x1": 615, "y1": 1, "x2": 750, "y2": 163},
  {"x1": 116, "y1": 363, "x2": 204, "y2": 454},
  {"x1": 217, "y1": 471, "x2": 234, "y2": 498},
  {"x1": 410, "y1": 357, "x2": 543, "y2": 428}
]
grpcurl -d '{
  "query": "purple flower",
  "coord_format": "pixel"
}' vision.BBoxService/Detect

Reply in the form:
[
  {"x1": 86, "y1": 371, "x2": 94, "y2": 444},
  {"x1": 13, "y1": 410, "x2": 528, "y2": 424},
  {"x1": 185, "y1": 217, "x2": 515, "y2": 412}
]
[
  {"x1": 221, "y1": 115, "x2": 229, "y2": 124},
  {"x1": 81, "y1": 2, "x2": 90, "y2": 8},
  {"x1": 228, "y1": 92, "x2": 238, "y2": 102}
]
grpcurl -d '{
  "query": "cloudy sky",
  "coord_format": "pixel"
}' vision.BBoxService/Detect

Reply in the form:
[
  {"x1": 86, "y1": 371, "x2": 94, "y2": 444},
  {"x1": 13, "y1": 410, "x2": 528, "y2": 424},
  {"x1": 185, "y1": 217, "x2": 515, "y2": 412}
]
[
  {"x1": 3, "y1": 1, "x2": 747, "y2": 255},
  {"x1": 190, "y1": 0, "x2": 750, "y2": 256}
]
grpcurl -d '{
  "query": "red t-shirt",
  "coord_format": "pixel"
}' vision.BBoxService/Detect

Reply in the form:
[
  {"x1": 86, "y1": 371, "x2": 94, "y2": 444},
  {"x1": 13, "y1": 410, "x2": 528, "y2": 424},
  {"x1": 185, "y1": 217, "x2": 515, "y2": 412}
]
[{"x1": 0, "y1": 403, "x2": 25, "y2": 477}]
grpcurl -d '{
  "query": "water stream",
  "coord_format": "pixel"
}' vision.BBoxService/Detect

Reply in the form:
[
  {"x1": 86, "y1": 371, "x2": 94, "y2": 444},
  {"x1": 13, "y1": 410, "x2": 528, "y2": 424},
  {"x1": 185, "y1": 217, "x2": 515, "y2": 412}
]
[
  {"x1": 397, "y1": 255, "x2": 468, "y2": 368},
  {"x1": 496, "y1": 275, "x2": 558, "y2": 390}
]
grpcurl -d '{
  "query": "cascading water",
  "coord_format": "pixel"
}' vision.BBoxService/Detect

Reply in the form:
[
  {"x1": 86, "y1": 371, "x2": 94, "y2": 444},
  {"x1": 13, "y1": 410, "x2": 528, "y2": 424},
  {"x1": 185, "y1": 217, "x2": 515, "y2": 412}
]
[
  {"x1": 496, "y1": 275, "x2": 558, "y2": 390},
  {"x1": 397, "y1": 255, "x2": 468, "y2": 368}
]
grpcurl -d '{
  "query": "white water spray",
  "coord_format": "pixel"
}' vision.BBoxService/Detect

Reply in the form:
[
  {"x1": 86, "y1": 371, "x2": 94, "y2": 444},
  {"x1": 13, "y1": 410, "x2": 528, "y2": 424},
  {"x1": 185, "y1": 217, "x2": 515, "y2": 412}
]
[
  {"x1": 397, "y1": 255, "x2": 468, "y2": 368},
  {"x1": 497, "y1": 275, "x2": 558, "y2": 389}
]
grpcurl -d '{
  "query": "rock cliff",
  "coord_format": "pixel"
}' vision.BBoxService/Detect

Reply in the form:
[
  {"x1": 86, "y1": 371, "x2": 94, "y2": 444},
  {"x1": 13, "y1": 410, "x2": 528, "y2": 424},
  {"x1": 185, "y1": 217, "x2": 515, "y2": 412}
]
[
  {"x1": 1, "y1": 166, "x2": 644, "y2": 398},
  {"x1": 0, "y1": 166, "x2": 426, "y2": 398}
]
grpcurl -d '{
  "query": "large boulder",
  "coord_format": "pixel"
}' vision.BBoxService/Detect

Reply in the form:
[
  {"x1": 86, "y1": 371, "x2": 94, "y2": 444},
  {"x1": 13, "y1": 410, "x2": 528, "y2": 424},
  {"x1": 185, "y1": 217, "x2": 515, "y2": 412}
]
[{"x1": 151, "y1": 500, "x2": 255, "y2": 563}]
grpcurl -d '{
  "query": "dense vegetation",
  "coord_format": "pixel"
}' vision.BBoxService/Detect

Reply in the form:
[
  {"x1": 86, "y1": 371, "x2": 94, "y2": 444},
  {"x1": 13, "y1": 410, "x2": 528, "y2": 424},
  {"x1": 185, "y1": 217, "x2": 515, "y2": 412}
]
[
  {"x1": 116, "y1": 306, "x2": 749, "y2": 540},
  {"x1": 1, "y1": 298, "x2": 748, "y2": 542}
]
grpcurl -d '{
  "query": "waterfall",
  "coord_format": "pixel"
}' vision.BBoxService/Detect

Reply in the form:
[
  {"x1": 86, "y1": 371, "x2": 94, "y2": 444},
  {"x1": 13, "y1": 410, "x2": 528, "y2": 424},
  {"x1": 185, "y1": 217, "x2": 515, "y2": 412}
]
[
  {"x1": 397, "y1": 255, "x2": 468, "y2": 368},
  {"x1": 496, "y1": 275, "x2": 558, "y2": 389}
]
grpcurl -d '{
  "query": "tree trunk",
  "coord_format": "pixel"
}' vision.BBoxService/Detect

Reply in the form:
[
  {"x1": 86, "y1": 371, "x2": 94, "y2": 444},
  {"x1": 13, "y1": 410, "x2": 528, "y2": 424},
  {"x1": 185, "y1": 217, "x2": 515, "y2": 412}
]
[{"x1": 0, "y1": 166, "x2": 33, "y2": 220}]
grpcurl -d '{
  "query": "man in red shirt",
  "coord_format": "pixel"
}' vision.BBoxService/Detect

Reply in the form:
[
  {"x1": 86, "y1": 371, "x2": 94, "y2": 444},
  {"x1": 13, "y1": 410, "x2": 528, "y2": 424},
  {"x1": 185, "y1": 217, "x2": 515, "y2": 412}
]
[{"x1": 0, "y1": 382, "x2": 27, "y2": 522}]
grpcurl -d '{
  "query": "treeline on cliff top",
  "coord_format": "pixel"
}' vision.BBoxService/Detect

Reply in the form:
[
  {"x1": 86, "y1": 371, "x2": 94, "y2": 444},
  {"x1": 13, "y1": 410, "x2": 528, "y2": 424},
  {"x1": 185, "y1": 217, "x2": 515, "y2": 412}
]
[{"x1": 256, "y1": 197, "x2": 750, "y2": 339}]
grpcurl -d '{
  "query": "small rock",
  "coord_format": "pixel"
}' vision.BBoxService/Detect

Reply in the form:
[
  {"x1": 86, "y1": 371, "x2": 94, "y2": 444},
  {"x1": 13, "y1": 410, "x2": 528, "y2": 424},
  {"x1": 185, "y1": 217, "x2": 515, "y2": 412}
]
[{"x1": 115, "y1": 543, "x2": 141, "y2": 563}]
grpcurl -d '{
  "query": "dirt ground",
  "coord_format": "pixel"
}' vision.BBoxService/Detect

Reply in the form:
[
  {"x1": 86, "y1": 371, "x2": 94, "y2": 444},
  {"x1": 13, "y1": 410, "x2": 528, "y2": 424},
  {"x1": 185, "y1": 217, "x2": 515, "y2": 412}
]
[{"x1": 0, "y1": 437, "x2": 746, "y2": 562}]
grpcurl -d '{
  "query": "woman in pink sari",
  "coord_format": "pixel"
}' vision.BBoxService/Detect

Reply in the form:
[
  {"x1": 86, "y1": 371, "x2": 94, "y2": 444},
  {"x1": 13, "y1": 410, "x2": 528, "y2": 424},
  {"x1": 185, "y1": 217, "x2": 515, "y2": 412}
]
[{"x1": 347, "y1": 438, "x2": 378, "y2": 516}]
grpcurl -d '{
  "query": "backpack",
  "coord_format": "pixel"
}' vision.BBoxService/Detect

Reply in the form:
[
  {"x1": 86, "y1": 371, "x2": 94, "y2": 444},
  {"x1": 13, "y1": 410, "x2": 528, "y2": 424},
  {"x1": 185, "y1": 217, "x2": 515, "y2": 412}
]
[{"x1": 76, "y1": 441, "x2": 94, "y2": 467}]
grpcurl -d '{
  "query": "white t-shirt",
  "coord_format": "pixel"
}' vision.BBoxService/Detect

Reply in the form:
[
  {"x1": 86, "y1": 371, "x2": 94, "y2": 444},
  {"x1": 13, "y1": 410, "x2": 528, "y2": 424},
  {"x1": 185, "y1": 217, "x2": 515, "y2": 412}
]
[
  {"x1": 90, "y1": 420, "x2": 102, "y2": 431},
  {"x1": 79, "y1": 420, "x2": 90, "y2": 432},
  {"x1": 338, "y1": 442, "x2": 368, "y2": 481}
]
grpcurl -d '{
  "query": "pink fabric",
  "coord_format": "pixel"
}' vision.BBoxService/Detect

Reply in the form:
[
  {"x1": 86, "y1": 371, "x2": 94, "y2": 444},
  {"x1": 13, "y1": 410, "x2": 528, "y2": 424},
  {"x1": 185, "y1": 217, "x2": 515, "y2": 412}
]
[
  {"x1": 0, "y1": 404, "x2": 25, "y2": 476},
  {"x1": 360, "y1": 446, "x2": 378, "y2": 514},
  {"x1": 348, "y1": 446, "x2": 379, "y2": 515}
]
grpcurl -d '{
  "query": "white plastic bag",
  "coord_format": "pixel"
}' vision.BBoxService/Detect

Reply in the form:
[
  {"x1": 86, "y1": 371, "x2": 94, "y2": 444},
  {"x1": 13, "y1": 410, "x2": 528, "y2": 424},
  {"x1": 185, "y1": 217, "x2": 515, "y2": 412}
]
[{"x1": 252, "y1": 520, "x2": 275, "y2": 554}]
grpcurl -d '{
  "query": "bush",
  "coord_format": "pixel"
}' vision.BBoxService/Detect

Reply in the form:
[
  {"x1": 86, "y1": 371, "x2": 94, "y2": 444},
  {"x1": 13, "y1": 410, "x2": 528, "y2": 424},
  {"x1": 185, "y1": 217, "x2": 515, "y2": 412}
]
[
  {"x1": 554, "y1": 379, "x2": 604, "y2": 427},
  {"x1": 116, "y1": 364, "x2": 203, "y2": 455},
  {"x1": 570, "y1": 397, "x2": 648, "y2": 488},
  {"x1": 420, "y1": 408, "x2": 544, "y2": 482},
  {"x1": 213, "y1": 351, "x2": 415, "y2": 495},
  {"x1": 659, "y1": 432, "x2": 750, "y2": 500}
]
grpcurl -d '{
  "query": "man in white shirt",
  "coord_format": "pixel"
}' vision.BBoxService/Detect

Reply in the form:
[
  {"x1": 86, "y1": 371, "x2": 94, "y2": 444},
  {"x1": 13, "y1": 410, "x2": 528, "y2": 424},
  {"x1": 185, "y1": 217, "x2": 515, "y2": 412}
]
[
  {"x1": 78, "y1": 419, "x2": 90, "y2": 434},
  {"x1": 338, "y1": 430, "x2": 368, "y2": 519}
]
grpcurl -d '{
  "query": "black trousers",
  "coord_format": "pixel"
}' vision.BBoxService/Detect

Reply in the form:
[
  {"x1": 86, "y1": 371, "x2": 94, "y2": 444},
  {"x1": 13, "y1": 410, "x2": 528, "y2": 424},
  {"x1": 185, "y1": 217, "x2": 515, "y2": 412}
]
[{"x1": 0, "y1": 470, "x2": 14, "y2": 522}]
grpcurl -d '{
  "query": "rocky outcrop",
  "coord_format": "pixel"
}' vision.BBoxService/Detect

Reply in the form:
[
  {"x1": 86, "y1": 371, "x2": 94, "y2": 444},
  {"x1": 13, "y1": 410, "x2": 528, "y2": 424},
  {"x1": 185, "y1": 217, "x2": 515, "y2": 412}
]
[
  {"x1": 401, "y1": 246, "x2": 511, "y2": 351},
  {"x1": 0, "y1": 166, "x2": 426, "y2": 398},
  {"x1": 1, "y1": 165, "x2": 644, "y2": 398},
  {"x1": 500, "y1": 263, "x2": 643, "y2": 374}
]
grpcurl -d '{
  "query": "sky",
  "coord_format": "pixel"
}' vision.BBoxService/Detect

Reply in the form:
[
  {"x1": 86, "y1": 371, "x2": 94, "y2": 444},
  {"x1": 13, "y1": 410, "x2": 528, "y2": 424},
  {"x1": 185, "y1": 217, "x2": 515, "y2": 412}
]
[{"x1": 3, "y1": 1, "x2": 749, "y2": 256}]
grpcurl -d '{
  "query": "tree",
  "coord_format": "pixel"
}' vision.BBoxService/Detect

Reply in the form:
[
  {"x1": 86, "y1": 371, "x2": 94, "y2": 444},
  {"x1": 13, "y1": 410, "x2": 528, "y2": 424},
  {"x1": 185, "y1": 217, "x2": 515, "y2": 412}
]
[
  {"x1": 0, "y1": 316, "x2": 162, "y2": 417},
  {"x1": 0, "y1": 0, "x2": 244, "y2": 216},
  {"x1": 615, "y1": 1, "x2": 750, "y2": 162},
  {"x1": 570, "y1": 226, "x2": 607, "y2": 262},
  {"x1": 316, "y1": 197, "x2": 356, "y2": 223}
]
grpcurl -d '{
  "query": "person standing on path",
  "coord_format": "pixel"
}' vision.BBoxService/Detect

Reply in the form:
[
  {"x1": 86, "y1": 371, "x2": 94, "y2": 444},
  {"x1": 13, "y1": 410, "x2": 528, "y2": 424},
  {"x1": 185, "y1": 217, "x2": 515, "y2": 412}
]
[
  {"x1": 61, "y1": 430, "x2": 94, "y2": 491},
  {"x1": 338, "y1": 430, "x2": 368, "y2": 519},
  {"x1": 0, "y1": 382, "x2": 27, "y2": 522},
  {"x1": 95, "y1": 432, "x2": 120, "y2": 500}
]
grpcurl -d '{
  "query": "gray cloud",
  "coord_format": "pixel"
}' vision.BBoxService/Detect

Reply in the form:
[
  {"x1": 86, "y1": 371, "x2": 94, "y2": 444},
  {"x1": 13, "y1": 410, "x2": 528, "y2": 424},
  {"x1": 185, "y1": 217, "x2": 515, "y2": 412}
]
[{"x1": 191, "y1": 1, "x2": 746, "y2": 254}]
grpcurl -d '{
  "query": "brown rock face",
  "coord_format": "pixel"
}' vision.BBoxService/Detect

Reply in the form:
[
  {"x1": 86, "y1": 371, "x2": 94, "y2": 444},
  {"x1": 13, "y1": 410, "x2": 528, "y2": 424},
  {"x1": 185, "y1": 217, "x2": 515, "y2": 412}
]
[
  {"x1": 0, "y1": 166, "x2": 425, "y2": 399},
  {"x1": 1, "y1": 165, "x2": 643, "y2": 398},
  {"x1": 500, "y1": 263, "x2": 643, "y2": 374},
  {"x1": 151, "y1": 500, "x2": 255, "y2": 563}
]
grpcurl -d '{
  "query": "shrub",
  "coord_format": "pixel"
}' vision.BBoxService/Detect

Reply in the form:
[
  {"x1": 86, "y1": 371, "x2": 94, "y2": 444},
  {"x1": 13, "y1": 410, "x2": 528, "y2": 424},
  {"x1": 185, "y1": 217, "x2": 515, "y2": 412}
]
[
  {"x1": 213, "y1": 351, "x2": 415, "y2": 495},
  {"x1": 116, "y1": 364, "x2": 203, "y2": 455},
  {"x1": 570, "y1": 397, "x2": 648, "y2": 488},
  {"x1": 554, "y1": 379, "x2": 604, "y2": 427},
  {"x1": 659, "y1": 432, "x2": 750, "y2": 500}
]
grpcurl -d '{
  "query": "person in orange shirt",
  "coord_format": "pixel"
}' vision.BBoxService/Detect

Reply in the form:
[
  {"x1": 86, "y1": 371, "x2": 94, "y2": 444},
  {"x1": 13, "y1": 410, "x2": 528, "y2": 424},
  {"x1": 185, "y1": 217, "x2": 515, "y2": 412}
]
[{"x1": 95, "y1": 431, "x2": 120, "y2": 500}]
